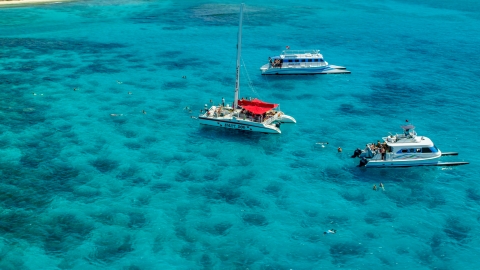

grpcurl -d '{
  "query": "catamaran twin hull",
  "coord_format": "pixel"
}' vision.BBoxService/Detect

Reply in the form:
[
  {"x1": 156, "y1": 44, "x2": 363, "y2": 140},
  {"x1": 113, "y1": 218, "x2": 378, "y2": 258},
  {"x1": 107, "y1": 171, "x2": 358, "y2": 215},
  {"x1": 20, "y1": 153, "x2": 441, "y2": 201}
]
[
  {"x1": 359, "y1": 152, "x2": 468, "y2": 168},
  {"x1": 361, "y1": 160, "x2": 469, "y2": 168},
  {"x1": 364, "y1": 158, "x2": 439, "y2": 168},
  {"x1": 260, "y1": 64, "x2": 350, "y2": 75},
  {"x1": 198, "y1": 116, "x2": 281, "y2": 134}
]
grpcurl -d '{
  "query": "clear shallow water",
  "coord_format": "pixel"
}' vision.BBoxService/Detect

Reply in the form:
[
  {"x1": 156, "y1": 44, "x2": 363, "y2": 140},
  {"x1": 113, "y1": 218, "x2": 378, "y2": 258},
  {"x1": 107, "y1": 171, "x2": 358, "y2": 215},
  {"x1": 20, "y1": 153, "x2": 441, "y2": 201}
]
[{"x1": 1, "y1": 0, "x2": 479, "y2": 269}]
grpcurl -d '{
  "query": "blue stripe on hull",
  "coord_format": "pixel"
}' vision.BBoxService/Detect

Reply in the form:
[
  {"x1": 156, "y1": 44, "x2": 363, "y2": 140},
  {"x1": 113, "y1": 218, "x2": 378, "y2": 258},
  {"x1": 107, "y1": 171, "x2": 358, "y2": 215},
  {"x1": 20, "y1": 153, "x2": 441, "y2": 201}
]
[
  {"x1": 261, "y1": 66, "x2": 350, "y2": 75},
  {"x1": 365, "y1": 162, "x2": 469, "y2": 168},
  {"x1": 198, "y1": 117, "x2": 280, "y2": 133}
]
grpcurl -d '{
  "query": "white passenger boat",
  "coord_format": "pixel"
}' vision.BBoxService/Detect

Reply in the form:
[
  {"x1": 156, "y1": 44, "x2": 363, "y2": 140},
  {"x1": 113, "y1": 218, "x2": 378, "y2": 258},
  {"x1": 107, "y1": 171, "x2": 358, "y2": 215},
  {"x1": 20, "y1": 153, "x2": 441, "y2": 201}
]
[
  {"x1": 198, "y1": 4, "x2": 296, "y2": 134},
  {"x1": 351, "y1": 124, "x2": 468, "y2": 168},
  {"x1": 260, "y1": 49, "x2": 350, "y2": 75}
]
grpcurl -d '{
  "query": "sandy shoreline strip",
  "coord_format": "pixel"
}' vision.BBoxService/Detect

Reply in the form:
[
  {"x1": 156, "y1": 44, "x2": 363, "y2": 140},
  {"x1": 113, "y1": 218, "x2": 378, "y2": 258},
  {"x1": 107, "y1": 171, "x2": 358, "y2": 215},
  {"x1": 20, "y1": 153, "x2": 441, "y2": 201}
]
[{"x1": 0, "y1": 0, "x2": 70, "y2": 7}]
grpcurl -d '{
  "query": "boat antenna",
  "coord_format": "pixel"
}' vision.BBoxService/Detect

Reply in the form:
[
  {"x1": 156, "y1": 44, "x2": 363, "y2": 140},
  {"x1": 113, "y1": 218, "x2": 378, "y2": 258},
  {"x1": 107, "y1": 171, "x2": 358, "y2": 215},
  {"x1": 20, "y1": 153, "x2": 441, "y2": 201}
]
[{"x1": 233, "y1": 3, "x2": 244, "y2": 110}]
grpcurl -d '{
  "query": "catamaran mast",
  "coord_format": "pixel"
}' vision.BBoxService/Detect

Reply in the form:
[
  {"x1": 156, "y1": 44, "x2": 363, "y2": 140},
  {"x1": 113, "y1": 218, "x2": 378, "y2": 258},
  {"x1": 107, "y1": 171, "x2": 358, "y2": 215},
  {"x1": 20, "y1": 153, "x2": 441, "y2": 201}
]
[{"x1": 233, "y1": 3, "x2": 244, "y2": 109}]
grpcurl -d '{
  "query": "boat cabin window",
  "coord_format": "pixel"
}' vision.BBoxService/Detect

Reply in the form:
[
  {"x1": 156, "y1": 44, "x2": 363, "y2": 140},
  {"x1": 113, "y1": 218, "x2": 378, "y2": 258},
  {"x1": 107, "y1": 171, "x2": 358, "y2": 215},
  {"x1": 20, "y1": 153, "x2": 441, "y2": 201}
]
[
  {"x1": 313, "y1": 59, "x2": 319, "y2": 62},
  {"x1": 308, "y1": 59, "x2": 312, "y2": 62},
  {"x1": 320, "y1": 59, "x2": 324, "y2": 62},
  {"x1": 398, "y1": 148, "x2": 425, "y2": 154},
  {"x1": 421, "y1": 146, "x2": 438, "y2": 153},
  {"x1": 288, "y1": 60, "x2": 293, "y2": 62},
  {"x1": 295, "y1": 59, "x2": 299, "y2": 62},
  {"x1": 422, "y1": 147, "x2": 432, "y2": 153}
]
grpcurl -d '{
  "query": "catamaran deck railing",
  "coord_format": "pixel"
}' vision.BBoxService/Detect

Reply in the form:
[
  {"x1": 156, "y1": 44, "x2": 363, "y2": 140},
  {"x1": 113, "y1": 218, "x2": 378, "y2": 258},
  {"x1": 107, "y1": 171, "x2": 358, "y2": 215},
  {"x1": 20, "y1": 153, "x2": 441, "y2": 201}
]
[
  {"x1": 280, "y1": 50, "x2": 321, "y2": 56},
  {"x1": 281, "y1": 62, "x2": 328, "y2": 67},
  {"x1": 201, "y1": 110, "x2": 281, "y2": 125}
]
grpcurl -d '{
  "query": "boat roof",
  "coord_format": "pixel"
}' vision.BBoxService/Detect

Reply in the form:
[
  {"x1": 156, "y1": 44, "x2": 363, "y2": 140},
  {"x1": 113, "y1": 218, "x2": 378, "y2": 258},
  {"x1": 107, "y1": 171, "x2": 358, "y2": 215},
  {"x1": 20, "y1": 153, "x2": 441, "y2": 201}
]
[
  {"x1": 384, "y1": 136, "x2": 434, "y2": 147},
  {"x1": 238, "y1": 98, "x2": 278, "y2": 114},
  {"x1": 272, "y1": 50, "x2": 323, "y2": 59}
]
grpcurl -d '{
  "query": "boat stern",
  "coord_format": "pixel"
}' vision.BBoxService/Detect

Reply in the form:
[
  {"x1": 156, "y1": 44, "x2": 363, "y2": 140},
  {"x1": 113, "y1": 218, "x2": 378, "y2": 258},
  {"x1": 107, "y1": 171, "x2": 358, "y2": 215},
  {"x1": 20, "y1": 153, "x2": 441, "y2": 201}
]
[{"x1": 260, "y1": 64, "x2": 270, "y2": 73}]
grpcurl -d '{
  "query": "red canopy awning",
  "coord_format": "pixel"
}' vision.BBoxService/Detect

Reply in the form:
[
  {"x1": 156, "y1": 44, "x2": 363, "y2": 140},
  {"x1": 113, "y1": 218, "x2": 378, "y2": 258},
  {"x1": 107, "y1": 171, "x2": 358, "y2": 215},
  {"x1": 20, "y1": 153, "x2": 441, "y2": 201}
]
[{"x1": 238, "y1": 98, "x2": 278, "y2": 114}]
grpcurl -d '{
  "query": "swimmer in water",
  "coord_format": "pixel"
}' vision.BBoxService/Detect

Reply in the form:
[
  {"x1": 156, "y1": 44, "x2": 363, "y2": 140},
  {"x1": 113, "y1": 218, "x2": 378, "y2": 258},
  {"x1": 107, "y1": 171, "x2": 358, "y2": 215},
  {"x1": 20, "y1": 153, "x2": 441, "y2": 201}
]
[
  {"x1": 142, "y1": 110, "x2": 146, "y2": 114},
  {"x1": 379, "y1": 183, "x2": 385, "y2": 191},
  {"x1": 373, "y1": 184, "x2": 377, "y2": 191},
  {"x1": 338, "y1": 147, "x2": 342, "y2": 152},
  {"x1": 324, "y1": 229, "x2": 336, "y2": 235},
  {"x1": 316, "y1": 142, "x2": 328, "y2": 148}
]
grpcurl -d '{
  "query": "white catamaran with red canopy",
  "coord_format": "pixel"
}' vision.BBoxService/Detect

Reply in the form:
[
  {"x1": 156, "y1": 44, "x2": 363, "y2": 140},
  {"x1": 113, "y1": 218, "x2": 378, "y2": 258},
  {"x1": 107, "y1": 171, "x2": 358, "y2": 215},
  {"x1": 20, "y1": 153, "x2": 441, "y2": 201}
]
[{"x1": 198, "y1": 4, "x2": 296, "y2": 134}]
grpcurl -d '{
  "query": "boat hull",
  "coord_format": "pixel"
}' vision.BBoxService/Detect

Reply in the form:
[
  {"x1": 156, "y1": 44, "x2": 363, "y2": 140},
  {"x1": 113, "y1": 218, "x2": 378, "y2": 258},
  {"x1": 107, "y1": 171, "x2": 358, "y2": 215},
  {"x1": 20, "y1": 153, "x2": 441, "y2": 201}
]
[
  {"x1": 363, "y1": 153, "x2": 442, "y2": 167},
  {"x1": 363, "y1": 154, "x2": 468, "y2": 167},
  {"x1": 198, "y1": 116, "x2": 281, "y2": 134},
  {"x1": 366, "y1": 160, "x2": 439, "y2": 168},
  {"x1": 278, "y1": 114, "x2": 296, "y2": 123},
  {"x1": 364, "y1": 161, "x2": 469, "y2": 168},
  {"x1": 260, "y1": 64, "x2": 350, "y2": 75}
]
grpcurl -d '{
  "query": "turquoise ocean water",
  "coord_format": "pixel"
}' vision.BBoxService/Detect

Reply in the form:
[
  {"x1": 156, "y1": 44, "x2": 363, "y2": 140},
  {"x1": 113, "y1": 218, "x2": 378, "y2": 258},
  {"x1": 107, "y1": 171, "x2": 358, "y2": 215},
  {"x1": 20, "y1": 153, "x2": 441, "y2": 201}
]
[{"x1": 1, "y1": 0, "x2": 479, "y2": 269}]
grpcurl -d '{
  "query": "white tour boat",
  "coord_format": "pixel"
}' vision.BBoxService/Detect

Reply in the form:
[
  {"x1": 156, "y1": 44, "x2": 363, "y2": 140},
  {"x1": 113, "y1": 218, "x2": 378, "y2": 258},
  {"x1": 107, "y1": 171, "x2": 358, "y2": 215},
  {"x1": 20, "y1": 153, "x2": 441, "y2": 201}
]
[
  {"x1": 351, "y1": 124, "x2": 468, "y2": 168},
  {"x1": 260, "y1": 49, "x2": 350, "y2": 75},
  {"x1": 198, "y1": 4, "x2": 296, "y2": 134}
]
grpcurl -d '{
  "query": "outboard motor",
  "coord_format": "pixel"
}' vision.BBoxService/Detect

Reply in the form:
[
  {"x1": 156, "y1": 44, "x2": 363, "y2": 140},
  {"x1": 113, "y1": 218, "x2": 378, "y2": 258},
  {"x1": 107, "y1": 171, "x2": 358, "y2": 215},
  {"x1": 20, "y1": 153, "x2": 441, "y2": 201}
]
[
  {"x1": 275, "y1": 122, "x2": 281, "y2": 128},
  {"x1": 351, "y1": 148, "x2": 362, "y2": 158},
  {"x1": 359, "y1": 157, "x2": 368, "y2": 167}
]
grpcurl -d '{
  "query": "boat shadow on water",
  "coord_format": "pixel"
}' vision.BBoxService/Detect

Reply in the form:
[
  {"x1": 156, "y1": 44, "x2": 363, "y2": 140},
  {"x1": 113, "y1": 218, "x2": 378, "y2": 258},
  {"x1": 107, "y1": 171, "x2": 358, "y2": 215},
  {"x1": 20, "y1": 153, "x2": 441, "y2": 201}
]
[{"x1": 191, "y1": 125, "x2": 283, "y2": 144}]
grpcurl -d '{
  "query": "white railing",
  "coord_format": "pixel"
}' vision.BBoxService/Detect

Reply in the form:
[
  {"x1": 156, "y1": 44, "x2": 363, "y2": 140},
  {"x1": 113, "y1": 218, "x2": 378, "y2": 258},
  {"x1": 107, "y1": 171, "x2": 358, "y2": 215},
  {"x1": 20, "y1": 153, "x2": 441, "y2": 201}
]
[
  {"x1": 236, "y1": 113, "x2": 256, "y2": 122},
  {"x1": 264, "y1": 112, "x2": 281, "y2": 125},
  {"x1": 281, "y1": 62, "x2": 328, "y2": 68},
  {"x1": 281, "y1": 49, "x2": 320, "y2": 56},
  {"x1": 369, "y1": 152, "x2": 393, "y2": 161}
]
